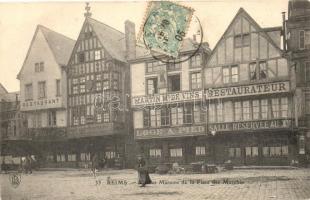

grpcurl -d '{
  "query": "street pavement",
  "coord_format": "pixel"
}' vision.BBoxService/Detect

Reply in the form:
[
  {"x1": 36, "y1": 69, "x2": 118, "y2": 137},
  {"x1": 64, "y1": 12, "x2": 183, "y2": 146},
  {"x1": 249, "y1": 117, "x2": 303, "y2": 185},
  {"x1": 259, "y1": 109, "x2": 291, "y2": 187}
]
[{"x1": 1, "y1": 168, "x2": 310, "y2": 200}]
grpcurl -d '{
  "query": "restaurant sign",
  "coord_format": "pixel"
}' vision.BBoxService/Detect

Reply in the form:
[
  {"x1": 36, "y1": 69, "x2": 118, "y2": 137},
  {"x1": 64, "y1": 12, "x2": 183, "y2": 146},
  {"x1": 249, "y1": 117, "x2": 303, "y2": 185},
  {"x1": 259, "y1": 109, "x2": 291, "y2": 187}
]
[
  {"x1": 205, "y1": 81, "x2": 290, "y2": 99},
  {"x1": 21, "y1": 97, "x2": 62, "y2": 111},
  {"x1": 209, "y1": 119, "x2": 292, "y2": 133},
  {"x1": 135, "y1": 125, "x2": 206, "y2": 139},
  {"x1": 132, "y1": 90, "x2": 203, "y2": 107}
]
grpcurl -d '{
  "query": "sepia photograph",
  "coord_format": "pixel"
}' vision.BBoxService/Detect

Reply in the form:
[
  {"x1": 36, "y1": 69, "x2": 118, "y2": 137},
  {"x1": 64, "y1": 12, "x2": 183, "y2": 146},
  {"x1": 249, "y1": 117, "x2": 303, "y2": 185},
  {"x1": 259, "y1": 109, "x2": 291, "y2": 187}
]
[{"x1": 0, "y1": 0, "x2": 310, "y2": 199}]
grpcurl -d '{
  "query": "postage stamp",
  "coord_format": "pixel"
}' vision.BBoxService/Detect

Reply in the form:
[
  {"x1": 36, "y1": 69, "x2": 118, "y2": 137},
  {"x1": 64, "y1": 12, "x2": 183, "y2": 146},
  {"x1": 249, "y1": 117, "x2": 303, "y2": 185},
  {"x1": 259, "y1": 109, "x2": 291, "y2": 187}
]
[{"x1": 139, "y1": 1, "x2": 194, "y2": 58}]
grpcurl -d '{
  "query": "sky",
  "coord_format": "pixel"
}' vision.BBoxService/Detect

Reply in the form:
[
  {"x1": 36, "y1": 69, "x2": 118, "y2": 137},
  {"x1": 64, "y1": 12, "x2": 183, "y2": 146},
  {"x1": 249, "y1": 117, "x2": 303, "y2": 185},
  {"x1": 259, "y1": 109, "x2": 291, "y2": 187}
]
[{"x1": 0, "y1": 0, "x2": 289, "y2": 92}]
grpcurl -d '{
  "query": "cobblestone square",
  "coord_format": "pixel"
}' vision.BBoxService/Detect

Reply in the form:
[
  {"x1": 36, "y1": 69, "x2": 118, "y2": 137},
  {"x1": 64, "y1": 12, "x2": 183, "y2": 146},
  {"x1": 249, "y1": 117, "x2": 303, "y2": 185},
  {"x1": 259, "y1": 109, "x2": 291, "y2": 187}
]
[{"x1": 1, "y1": 168, "x2": 310, "y2": 200}]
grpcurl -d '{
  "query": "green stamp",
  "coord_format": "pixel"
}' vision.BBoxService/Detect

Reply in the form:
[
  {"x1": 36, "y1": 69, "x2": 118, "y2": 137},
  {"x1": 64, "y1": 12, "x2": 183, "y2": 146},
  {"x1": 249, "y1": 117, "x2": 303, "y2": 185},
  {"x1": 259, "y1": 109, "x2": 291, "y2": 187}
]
[{"x1": 139, "y1": 1, "x2": 194, "y2": 58}]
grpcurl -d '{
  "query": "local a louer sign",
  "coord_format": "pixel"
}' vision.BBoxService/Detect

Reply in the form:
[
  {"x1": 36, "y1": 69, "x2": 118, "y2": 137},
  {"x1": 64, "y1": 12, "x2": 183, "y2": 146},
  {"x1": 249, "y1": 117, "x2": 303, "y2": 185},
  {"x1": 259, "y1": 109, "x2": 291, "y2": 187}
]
[
  {"x1": 205, "y1": 81, "x2": 290, "y2": 99},
  {"x1": 132, "y1": 90, "x2": 203, "y2": 107},
  {"x1": 135, "y1": 125, "x2": 205, "y2": 139}
]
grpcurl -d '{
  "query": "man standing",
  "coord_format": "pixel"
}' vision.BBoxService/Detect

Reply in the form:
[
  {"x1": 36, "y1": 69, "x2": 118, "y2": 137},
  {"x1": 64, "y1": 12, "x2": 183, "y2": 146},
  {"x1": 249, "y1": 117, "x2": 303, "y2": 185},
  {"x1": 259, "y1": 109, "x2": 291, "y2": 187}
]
[{"x1": 137, "y1": 156, "x2": 152, "y2": 187}]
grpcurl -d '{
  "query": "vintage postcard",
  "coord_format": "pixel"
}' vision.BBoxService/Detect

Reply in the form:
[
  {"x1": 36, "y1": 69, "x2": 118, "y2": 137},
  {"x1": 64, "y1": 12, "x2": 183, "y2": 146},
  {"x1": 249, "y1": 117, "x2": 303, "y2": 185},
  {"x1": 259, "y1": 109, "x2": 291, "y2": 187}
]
[{"x1": 1, "y1": 0, "x2": 310, "y2": 200}]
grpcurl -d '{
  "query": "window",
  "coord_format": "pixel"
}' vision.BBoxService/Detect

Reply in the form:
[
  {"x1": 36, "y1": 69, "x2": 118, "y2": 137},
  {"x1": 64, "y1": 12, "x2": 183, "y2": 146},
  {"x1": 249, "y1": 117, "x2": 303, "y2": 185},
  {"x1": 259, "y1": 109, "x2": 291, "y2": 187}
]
[
  {"x1": 194, "y1": 105, "x2": 204, "y2": 123},
  {"x1": 73, "y1": 116, "x2": 79, "y2": 126},
  {"x1": 149, "y1": 149, "x2": 162, "y2": 158},
  {"x1": 96, "y1": 82, "x2": 101, "y2": 91},
  {"x1": 68, "y1": 154, "x2": 76, "y2": 162},
  {"x1": 35, "y1": 63, "x2": 39, "y2": 72},
  {"x1": 56, "y1": 80, "x2": 61, "y2": 96},
  {"x1": 168, "y1": 74, "x2": 181, "y2": 92},
  {"x1": 167, "y1": 62, "x2": 181, "y2": 71},
  {"x1": 81, "y1": 116, "x2": 85, "y2": 124},
  {"x1": 160, "y1": 108, "x2": 170, "y2": 126},
  {"x1": 249, "y1": 63, "x2": 257, "y2": 81},
  {"x1": 73, "y1": 86, "x2": 78, "y2": 94},
  {"x1": 183, "y1": 105, "x2": 193, "y2": 124},
  {"x1": 223, "y1": 67, "x2": 230, "y2": 84},
  {"x1": 25, "y1": 84, "x2": 33, "y2": 100},
  {"x1": 263, "y1": 145, "x2": 288, "y2": 157},
  {"x1": 261, "y1": 99, "x2": 268, "y2": 119},
  {"x1": 195, "y1": 146, "x2": 206, "y2": 156},
  {"x1": 306, "y1": 62, "x2": 310, "y2": 84},
  {"x1": 105, "y1": 151, "x2": 115, "y2": 159},
  {"x1": 147, "y1": 78, "x2": 158, "y2": 95},
  {"x1": 103, "y1": 112, "x2": 109, "y2": 122},
  {"x1": 80, "y1": 84, "x2": 85, "y2": 93},
  {"x1": 171, "y1": 106, "x2": 183, "y2": 125},
  {"x1": 191, "y1": 72, "x2": 201, "y2": 89},
  {"x1": 231, "y1": 66, "x2": 239, "y2": 83},
  {"x1": 150, "y1": 109, "x2": 161, "y2": 127},
  {"x1": 299, "y1": 30, "x2": 310, "y2": 49},
  {"x1": 57, "y1": 154, "x2": 66, "y2": 162},
  {"x1": 48, "y1": 110, "x2": 56, "y2": 127},
  {"x1": 38, "y1": 81, "x2": 46, "y2": 98},
  {"x1": 252, "y1": 100, "x2": 260, "y2": 120},
  {"x1": 242, "y1": 101, "x2": 251, "y2": 120},
  {"x1": 78, "y1": 52, "x2": 85, "y2": 63},
  {"x1": 143, "y1": 109, "x2": 150, "y2": 127},
  {"x1": 245, "y1": 146, "x2": 258, "y2": 157},
  {"x1": 209, "y1": 103, "x2": 216, "y2": 123},
  {"x1": 234, "y1": 34, "x2": 250, "y2": 48},
  {"x1": 96, "y1": 113, "x2": 102, "y2": 123},
  {"x1": 234, "y1": 101, "x2": 242, "y2": 121},
  {"x1": 146, "y1": 61, "x2": 164, "y2": 73},
  {"x1": 280, "y1": 97, "x2": 288, "y2": 118},
  {"x1": 259, "y1": 62, "x2": 267, "y2": 79},
  {"x1": 35, "y1": 62, "x2": 44, "y2": 72},
  {"x1": 81, "y1": 153, "x2": 91, "y2": 161},
  {"x1": 228, "y1": 147, "x2": 241, "y2": 158},
  {"x1": 271, "y1": 98, "x2": 280, "y2": 118},
  {"x1": 216, "y1": 102, "x2": 224, "y2": 122},
  {"x1": 95, "y1": 50, "x2": 101, "y2": 60},
  {"x1": 190, "y1": 54, "x2": 201, "y2": 67},
  {"x1": 170, "y1": 148, "x2": 183, "y2": 157}
]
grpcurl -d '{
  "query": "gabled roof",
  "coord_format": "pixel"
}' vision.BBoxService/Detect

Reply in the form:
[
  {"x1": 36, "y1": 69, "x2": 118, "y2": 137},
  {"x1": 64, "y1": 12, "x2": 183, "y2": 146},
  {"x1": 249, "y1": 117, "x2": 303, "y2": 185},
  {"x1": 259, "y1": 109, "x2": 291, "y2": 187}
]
[
  {"x1": 0, "y1": 83, "x2": 8, "y2": 94},
  {"x1": 207, "y1": 7, "x2": 283, "y2": 67},
  {"x1": 87, "y1": 18, "x2": 127, "y2": 62},
  {"x1": 39, "y1": 25, "x2": 76, "y2": 66},
  {"x1": 17, "y1": 25, "x2": 75, "y2": 79}
]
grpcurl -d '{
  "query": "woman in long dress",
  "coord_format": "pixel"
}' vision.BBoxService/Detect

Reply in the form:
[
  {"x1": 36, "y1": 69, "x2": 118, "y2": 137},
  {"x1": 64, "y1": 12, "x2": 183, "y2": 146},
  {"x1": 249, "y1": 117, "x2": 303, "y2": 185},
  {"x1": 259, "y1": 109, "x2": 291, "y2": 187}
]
[{"x1": 137, "y1": 157, "x2": 152, "y2": 187}]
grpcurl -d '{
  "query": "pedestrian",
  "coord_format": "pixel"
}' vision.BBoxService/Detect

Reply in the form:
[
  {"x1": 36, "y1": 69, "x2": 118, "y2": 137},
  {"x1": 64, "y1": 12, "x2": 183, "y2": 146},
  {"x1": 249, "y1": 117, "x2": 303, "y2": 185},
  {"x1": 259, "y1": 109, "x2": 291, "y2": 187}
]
[
  {"x1": 137, "y1": 156, "x2": 152, "y2": 187},
  {"x1": 91, "y1": 153, "x2": 99, "y2": 176}
]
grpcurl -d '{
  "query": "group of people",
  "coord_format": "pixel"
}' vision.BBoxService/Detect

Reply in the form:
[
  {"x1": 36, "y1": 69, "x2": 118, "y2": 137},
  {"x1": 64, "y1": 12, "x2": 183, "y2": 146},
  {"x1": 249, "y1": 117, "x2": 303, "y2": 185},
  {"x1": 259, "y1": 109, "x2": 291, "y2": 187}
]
[{"x1": 21, "y1": 155, "x2": 35, "y2": 174}]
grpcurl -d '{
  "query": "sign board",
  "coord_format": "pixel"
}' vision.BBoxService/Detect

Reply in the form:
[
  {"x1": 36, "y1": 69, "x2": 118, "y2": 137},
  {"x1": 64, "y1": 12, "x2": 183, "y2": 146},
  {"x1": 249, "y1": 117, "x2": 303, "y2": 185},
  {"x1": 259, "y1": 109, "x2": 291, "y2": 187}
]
[
  {"x1": 132, "y1": 90, "x2": 203, "y2": 107},
  {"x1": 21, "y1": 97, "x2": 62, "y2": 111},
  {"x1": 205, "y1": 81, "x2": 290, "y2": 99},
  {"x1": 209, "y1": 119, "x2": 292, "y2": 132},
  {"x1": 135, "y1": 125, "x2": 206, "y2": 139}
]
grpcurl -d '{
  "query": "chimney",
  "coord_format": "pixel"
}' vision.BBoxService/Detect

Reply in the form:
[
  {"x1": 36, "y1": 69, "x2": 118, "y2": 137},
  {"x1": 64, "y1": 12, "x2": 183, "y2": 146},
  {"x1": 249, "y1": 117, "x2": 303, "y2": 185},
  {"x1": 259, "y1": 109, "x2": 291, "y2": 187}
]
[
  {"x1": 282, "y1": 12, "x2": 287, "y2": 51},
  {"x1": 125, "y1": 20, "x2": 136, "y2": 61}
]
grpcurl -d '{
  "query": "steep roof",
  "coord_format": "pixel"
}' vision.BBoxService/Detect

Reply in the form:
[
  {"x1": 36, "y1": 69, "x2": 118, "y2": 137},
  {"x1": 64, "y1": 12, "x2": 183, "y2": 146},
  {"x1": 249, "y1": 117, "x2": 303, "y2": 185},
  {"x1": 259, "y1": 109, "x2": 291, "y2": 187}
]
[
  {"x1": 206, "y1": 7, "x2": 283, "y2": 67},
  {"x1": 39, "y1": 25, "x2": 76, "y2": 66},
  {"x1": 0, "y1": 83, "x2": 8, "y2": 95},
  {"x1": 17, "y1": 25, "x2": 75, "y2": 79},
  {"x1": 87, "y1": 18, "x2": 127, "y2": 62}
]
